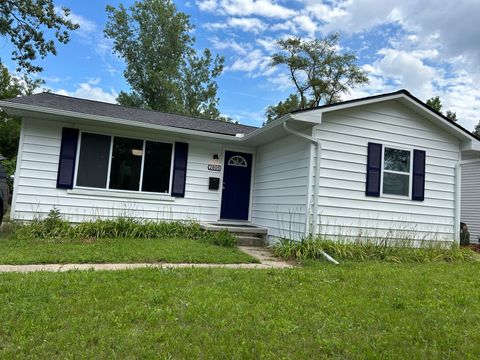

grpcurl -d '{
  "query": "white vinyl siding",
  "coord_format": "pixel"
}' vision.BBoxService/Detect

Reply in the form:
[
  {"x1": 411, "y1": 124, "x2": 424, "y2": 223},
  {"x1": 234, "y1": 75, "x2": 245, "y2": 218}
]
[
  {"x1": 251, "y1": 134, "x2": 311, "y2": 240},
  {"x1": 12, "y1": 118, "x2": 233, "y2": 223},
  {"x1": 313, "y1": 100, "x2": 460, "y2": 243},
  {"x1": 461, "y1": 161, "x2": 480, "y2": 242}
]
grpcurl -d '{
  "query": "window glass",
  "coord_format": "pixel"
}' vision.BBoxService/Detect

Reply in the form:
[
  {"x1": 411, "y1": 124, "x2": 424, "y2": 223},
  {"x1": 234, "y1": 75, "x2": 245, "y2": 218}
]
[
  {"x1": 382, "y1": 147, "x2": 411, "y2": 196},
  {"x1": 77, "y1": 133, "x2": 111, "y2": 188},
  {"x1": 109, "y1": 137, "x2": 143, "y2": 191},
  {"x1": 142, "y1": 141, "x2": 173, "y2": 193},
  {"x1": 384, "y1": 148, "x2": 410, "y2": 172},
  {"x1": 383, "y1": 172, "x2": 409, "y2": 196}
]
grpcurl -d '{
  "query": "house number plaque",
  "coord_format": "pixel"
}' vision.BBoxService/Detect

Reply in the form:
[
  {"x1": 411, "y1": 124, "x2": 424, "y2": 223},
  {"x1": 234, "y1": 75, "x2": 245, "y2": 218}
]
[{"x1": 208, "y1": 164, "x2": 222, "y2": 171}]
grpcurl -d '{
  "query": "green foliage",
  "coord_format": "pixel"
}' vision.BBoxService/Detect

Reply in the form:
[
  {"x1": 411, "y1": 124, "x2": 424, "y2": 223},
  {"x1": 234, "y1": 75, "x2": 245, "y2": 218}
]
[
  {"x1": 104, "y1": 0, "x2": 224, "y2": 120},
  {"x1": 16, "y1": 207, "x2": 72, "y2": 240},
  {"x1": 0, "y1": 0, "x2": 79, "y2": 73},
  {"x1": 445, "y1": 109, "x2": 457, "y2": 121},
  {"x1": 268, "y1": 33, "x2": 369, "y2": 122},
  {"x1": 202, "y1": 230, "x2": 237, "y2": 247},
  {"x1": 426, "y1": 95, "x2": 442, "y2": 112},
  {"x1": 16, "y1": 208, "x2": 236, "y2": 247},
  {"x1": 474, "y1": 120, "x2": 480, "y2": 137},
  {"x1": 425, "y1": 95, "x2": 458, "y2": 121},
  {"x1": 265, "y1": 93, "x2": 300, "y2": 124},
  {"x1": 0, "y1": 62, "x2": 44, "y2": 191},
  {"x1": 273, "y1": 238, "x2": 479, "y2": 263}
]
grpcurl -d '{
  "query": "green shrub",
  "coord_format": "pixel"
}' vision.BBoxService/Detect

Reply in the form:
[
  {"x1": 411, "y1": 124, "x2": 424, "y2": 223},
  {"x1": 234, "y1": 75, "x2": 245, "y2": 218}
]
[
  {"x1": 17, "y1": 207, "x2": 72, "y2": 241},
  {"x1": 14, "y1": 208, "x2": 237, "y2": 247},
  {"x1": 200, "y1": 230, "x2": 236, "y2": 247},
  {"x1": 273, "y1": 237, "x2": 480, "y2": 263}
]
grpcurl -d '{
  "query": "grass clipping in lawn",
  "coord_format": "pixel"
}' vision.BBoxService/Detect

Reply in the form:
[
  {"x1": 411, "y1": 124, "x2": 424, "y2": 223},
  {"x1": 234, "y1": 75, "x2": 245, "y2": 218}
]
[{"x1": 273, "y1": 238, "x2": 480, "y2": 263}]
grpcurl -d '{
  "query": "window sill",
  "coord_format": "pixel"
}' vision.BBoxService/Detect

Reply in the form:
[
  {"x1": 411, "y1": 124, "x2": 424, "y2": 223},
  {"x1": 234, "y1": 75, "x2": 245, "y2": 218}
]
[
  {"x1": 381, "y1": 193, "x2": 411, "y2": 201},
  {"x1": 67, "y1": 187, "x2": 175, "y2": 202}
]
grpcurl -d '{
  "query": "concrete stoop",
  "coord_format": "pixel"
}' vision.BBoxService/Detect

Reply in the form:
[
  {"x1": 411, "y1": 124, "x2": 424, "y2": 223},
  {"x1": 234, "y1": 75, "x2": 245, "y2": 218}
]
[{"x1": 200, "y1": 222, "x2": 267, "y2": 247}]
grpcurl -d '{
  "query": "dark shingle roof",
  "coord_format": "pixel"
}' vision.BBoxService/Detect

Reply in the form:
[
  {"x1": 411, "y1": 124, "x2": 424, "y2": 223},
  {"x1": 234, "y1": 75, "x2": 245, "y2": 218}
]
[{"x1": 5, "y1": 92, "x2": 258, "y2": 136}]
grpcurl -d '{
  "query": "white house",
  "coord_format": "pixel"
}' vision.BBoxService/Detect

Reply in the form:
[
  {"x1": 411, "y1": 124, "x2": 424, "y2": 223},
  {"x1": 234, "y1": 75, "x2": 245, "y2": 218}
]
[{"x1": 1, "y1": 89, "x2": 479, "y2": 244}]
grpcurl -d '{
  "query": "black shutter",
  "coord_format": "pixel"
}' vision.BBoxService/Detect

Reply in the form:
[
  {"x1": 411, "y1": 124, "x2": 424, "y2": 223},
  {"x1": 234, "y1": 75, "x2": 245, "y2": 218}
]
[
  {"x1": 412, "y1": 149, "x2": 426, "y2": 201},
  {"x1": 171, "y1": 142, "x2": 188, "y2": 197},
  {"x1": 365, "y1": 142, "x2": 382, "y2": 197},
  {"x1": 57, "y1": 128, "x2": 79, "y2": 189}
]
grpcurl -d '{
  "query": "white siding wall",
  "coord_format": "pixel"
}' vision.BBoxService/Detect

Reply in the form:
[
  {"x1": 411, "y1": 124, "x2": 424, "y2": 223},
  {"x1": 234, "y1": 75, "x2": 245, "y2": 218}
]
[
  {"x1": 461, "y1": 161, "x2": 480, "y2": 242},
  {"x1": 12, "y1": 118, "x2": 233, "y2": 223},
  {"x1": 313, "y1": 100, "x2": 461, "y2": 243},
  {"x1": 251, "y1": 134, "x2": 311, "y2": 240}
]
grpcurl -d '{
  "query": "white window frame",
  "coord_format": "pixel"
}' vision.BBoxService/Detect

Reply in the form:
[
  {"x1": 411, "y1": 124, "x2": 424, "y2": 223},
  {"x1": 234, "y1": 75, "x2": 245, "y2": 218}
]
[
  {"x1": 74, "y1": 130, "x2": 175, "y2": 196},
  {"x1": 380, "y1": 145, "x2": 413, "y2": 199}
]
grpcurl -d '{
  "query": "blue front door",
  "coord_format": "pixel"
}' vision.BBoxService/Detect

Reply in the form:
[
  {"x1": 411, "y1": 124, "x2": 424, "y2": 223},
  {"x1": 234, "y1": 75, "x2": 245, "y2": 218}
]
[{"x1": 220, "y1": 151, "x2": 253, "y2": 220}]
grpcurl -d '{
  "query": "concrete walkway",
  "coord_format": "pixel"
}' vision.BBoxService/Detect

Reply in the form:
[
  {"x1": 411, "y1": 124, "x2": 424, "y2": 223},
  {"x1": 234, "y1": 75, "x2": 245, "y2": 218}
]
[{"x1": 0, "y1": 246, "x2": 294, "y2": 273}]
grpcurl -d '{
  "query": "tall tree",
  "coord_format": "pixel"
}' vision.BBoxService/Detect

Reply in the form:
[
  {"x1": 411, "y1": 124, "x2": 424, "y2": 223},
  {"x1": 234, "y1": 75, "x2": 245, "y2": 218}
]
[
  {"x1": 104, "y1": 0, "x2": 224, "y2": 119},
  {"x1": 0, "y1": 0, "x2": 79, "y2": 73},
  {"x1": 425, "y1": 95, "x2": 457, "y2": 121},
  {"x1": 473, "y1": 121, "x2": 480, "y2": 137},
  {"x1": 426, "y1": 96, "x2": 442, "y2": 113},
  {"x1": 0, "y1": 62, "x2": 43, "y2": 188},
  {"x1": 266, "y1": 34, "x2": 368, "y2": 123},
  {"x1": 265, "y1": 94, "x2": 300, "y2": 124}
]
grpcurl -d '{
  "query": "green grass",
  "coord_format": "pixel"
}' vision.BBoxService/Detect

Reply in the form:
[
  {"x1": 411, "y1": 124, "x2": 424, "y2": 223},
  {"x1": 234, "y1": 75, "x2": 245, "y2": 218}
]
[
  {"x1": 274, "y1": 238, "x2": 480, "y2": 263},
  {"x1": 0, "y1": 263, "x2": 479, "y2": 358},
  {"x1": 0, "y1": 237, "x2": 258, "y2": 264}
]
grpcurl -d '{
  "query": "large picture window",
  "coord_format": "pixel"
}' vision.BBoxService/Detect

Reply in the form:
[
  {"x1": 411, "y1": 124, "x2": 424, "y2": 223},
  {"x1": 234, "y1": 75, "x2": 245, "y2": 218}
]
[
  {"x1": 382, "y1": 147, "x2": 411, "y2": 196},
  {"x1": 76, "y1": 132, "x2": 173, "y2": 194}
]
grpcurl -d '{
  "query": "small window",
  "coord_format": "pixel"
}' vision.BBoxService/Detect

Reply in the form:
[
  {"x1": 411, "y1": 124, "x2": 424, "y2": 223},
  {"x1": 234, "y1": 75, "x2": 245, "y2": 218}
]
[
  {"x1": 142, "y1": 141, "x2": 173, "y2": 193},
  {"x1": 228, "y1": 155, "x2": 247, "y2": 167},
  {"x1": 382, "y1": 147, "x2": 411, "y2": 196},
  {"x1": 109, "y1": 137, "x2": 143, "y2": 191},
  {"x1": 76, "y1": 133, "x2": 111, "y2": 188}
]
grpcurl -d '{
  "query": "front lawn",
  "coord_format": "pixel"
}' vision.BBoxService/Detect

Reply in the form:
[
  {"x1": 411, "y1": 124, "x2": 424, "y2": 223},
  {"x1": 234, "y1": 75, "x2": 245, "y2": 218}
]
[
  {"x1": 1, "y1": 262, "x2": 479, "y2": 358},
  {"x1": 0, "y1": 237, "x2": 258, "y2": 264}
]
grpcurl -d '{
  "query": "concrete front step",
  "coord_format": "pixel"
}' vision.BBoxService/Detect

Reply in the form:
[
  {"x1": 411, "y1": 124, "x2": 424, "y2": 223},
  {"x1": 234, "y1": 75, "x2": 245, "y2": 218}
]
[
  {"x1": 200, "y1": 223, "x2": 268, "y2": 235},
  {"x1": 200, "y1": 222, "x2": 268, "y2": 247},
  {"x1": 236, "y1": 235, "x2": 264, "y2": 247}
]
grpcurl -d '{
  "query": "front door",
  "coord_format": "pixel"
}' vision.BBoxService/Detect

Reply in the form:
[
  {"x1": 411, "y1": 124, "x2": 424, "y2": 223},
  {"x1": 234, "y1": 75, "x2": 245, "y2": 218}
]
[{"x1": 220, "y1": 151, "x2": 253, "y2": 220}]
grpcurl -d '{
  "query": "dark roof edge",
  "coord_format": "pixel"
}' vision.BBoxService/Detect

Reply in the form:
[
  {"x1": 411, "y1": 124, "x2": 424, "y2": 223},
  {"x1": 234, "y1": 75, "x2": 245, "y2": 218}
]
[
  {"x1": 5, "y1": 91, "x2": 259, "y2": 131},
  {"x1": 291, "y1": 89, "x2": 480, "y2": 142}
]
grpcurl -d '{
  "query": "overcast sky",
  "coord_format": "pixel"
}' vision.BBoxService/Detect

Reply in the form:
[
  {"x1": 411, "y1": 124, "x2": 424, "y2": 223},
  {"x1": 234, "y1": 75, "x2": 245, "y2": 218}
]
[{"x1": 4, "y1": 0, "x2": 479, "y2": 130}]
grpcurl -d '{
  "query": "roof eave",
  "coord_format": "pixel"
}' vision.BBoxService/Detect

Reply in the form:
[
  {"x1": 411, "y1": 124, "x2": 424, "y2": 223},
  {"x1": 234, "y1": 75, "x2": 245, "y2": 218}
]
[{"x1": 0, "y1": 101, "x2": 245, "y2": 142}]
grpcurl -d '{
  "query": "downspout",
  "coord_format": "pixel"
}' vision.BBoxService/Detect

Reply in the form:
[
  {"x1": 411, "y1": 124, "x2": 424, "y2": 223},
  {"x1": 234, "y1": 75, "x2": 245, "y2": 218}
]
[
  {"x1": 282, "y1": 120, "x2": 321, "y2": 235},
  {"x1": 283, "y1": 119, "x2": 339, "y2": 265}
]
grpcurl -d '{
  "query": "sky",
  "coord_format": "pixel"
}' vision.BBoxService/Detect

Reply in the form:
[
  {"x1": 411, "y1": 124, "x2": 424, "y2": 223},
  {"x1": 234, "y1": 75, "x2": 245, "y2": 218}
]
[{"x1": 2, "y1": 0, "x2": 480, "y2": 130}]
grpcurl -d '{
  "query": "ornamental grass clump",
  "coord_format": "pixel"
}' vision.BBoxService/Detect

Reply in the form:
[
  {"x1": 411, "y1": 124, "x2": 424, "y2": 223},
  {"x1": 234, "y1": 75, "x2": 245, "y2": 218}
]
[
  {"x1": 15, "y1": 208, "x2": 236, "y2": 247},
  {"x1": 273, "y1": 237, "x2": 480, "y2": 263}
]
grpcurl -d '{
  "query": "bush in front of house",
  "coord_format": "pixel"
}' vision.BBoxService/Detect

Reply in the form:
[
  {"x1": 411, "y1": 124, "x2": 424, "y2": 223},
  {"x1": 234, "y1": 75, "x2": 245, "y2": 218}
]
[
  {"x1": 14, "y1": 208, "x2": 236, "y2": 247},
  {"x1": 273, "y1": 237, "x2": 480, "y2": 263}
]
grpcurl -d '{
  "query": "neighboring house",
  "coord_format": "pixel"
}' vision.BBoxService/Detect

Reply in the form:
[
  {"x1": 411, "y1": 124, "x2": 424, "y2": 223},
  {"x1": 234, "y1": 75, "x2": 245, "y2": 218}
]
[
  {"x1": 461, "y1": 159, "x2": 480, "y2": 243},
  {"x1": 1, "y1": 90, "x2": 479, "y2": 244}
]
